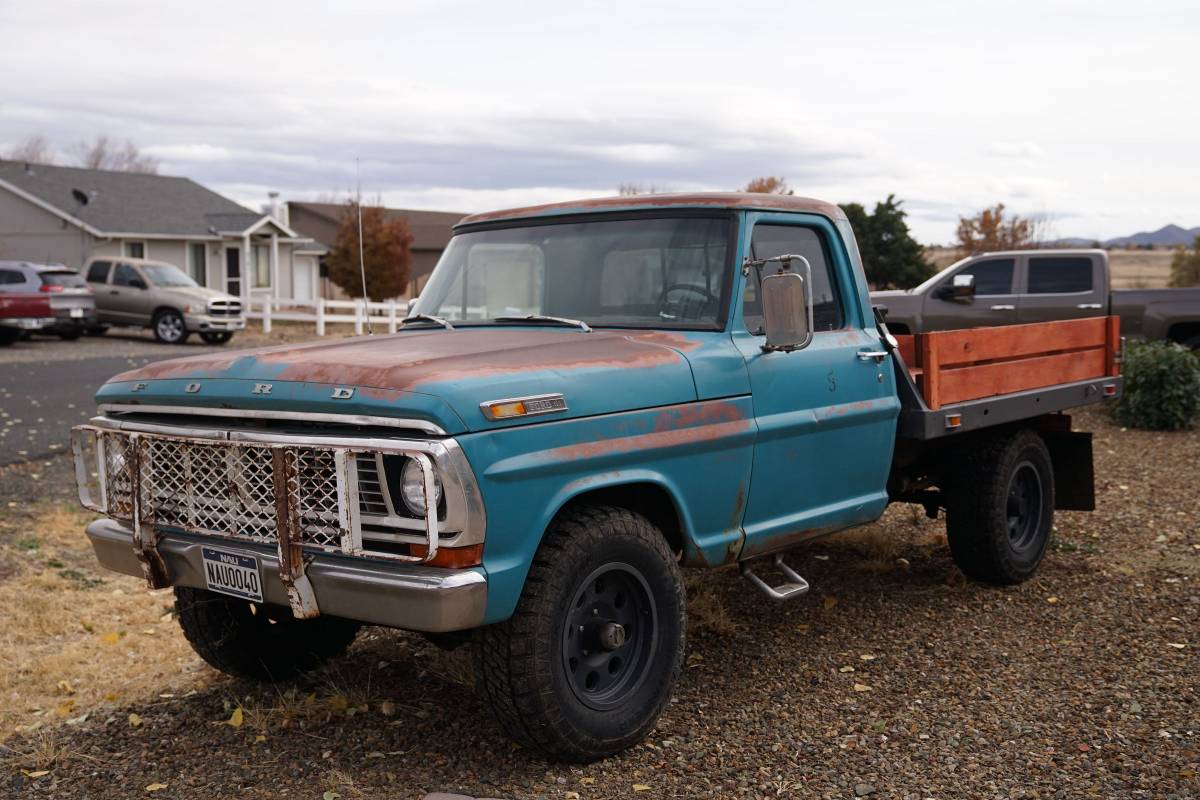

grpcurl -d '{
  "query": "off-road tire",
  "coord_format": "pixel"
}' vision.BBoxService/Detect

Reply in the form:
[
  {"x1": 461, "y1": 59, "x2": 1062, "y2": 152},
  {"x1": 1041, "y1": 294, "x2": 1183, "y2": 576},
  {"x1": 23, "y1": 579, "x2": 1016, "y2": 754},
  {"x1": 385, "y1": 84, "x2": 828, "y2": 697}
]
[
  {"x1": 476, "y1": 505, "x2": 686, "y2": 762},
  {"x1": 57, "y1": 329, "x2": 82, "y2": 341},
  {"x1": 152, "y1": 309, "x2": 190, "y2": 344},
  {"x1": 0, "y1": 328, "x2": 18, "y2": 346},
  {"x1": 945, "y1": 428, "x2": 1055, "y2": 585},
  {"x1": 85, "y1": 325, "x2": 109, "y2": 336},
  {"x1": 174, "y1": 587, "x2": 360, "y2": 681},
  {"x1": 200, "y1": 331, "x2": 234, "y2": 345}
]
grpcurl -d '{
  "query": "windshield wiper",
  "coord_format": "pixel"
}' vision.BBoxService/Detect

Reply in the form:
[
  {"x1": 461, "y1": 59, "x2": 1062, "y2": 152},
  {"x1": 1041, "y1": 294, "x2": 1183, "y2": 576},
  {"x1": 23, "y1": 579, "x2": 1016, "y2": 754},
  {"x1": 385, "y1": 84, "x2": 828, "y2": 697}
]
[
  {"x1": 400, "y1": 314, "x2": 455, "y2": 330},
  {"x1": 493, "y1": 314, "x2": 592, "y2": 332}
]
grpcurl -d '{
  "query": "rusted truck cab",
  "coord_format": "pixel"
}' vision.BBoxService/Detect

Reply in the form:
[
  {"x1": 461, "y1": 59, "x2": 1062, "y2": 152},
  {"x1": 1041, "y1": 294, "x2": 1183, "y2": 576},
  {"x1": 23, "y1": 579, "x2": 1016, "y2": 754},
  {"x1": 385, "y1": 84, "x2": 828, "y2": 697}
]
[{"x1": 72, "y1": 193, "x2": 1120, "y2": 761}]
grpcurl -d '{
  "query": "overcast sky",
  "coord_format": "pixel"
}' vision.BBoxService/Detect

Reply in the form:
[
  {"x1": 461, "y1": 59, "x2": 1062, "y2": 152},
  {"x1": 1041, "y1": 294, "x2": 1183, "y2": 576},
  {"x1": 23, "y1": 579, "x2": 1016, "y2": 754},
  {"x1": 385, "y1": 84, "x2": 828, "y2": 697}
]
[{"x1": 2, "y1": 0, "x2": 1196, "y2": 242}]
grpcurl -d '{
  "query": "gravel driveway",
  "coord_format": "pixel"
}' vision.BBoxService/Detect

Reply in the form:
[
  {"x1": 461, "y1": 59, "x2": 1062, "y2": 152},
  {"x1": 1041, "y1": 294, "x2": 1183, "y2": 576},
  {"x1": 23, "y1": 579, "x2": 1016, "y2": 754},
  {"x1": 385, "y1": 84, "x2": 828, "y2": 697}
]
[{"x1": 2, "y1": 408, "x2": 1196, "y2": 799}]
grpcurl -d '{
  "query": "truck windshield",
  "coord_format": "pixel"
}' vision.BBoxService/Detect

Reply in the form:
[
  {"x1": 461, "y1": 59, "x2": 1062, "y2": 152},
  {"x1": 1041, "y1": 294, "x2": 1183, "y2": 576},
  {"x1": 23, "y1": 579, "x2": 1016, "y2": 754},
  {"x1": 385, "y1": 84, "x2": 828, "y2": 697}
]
[
  {"x1": 141, "y1": 263, "x2": 198, "y2": 288},
  {"x1": 411, "y1": 215, "x2": 733, "y2": 330}
]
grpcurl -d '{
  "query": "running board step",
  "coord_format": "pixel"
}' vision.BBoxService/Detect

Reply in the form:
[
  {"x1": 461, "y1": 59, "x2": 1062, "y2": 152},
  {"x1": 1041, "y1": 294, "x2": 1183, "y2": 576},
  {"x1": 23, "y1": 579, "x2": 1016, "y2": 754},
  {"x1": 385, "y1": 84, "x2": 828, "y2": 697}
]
[{"x1": 740, "y1": 554, "x2": 810, "y2": 602}]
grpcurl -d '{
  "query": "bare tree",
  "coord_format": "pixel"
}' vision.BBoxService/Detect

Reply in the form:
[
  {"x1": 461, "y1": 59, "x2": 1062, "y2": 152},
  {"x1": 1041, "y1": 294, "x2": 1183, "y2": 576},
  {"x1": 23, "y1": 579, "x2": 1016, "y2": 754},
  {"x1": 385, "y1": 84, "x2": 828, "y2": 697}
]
[
  {"x1": 4, "y1": 134, "x2": 57, "y2": 164},
  {"x1": 74, "y1": 136, "x2": 159, "y2": 173},
  {"x1": 743, "y1": 176, "x2": 793, "y2": 195},
  {"x1": 617, "y1": 182, "x2": 670, "y2": 196}
]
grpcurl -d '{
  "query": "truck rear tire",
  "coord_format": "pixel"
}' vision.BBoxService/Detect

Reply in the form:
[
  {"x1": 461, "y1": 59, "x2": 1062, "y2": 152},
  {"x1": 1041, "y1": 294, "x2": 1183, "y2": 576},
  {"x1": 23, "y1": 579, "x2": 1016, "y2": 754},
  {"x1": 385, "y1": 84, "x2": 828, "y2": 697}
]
[
  {"x1": 174, "y1": 587, "x2": 360, "y2": 681},
  {"x1": 945, "y1": 428, "x2": 1055, "y2": 585},
  {"x1": 476, "y1": 505, "x2": 686, "y2": 762}
]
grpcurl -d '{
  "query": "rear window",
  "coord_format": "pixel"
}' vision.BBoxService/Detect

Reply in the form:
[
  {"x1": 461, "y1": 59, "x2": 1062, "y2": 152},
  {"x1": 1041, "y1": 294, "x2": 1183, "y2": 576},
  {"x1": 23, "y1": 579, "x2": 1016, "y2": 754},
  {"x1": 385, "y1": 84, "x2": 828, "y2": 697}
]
[
  {"x1": 40, "y1": 271, "x2": 87, "y2": 288},
  {"x1": 87, "y1": 261, "x2": 111, "y2": 282},
  {"x1": 1028, "y1": 257, "x2": 1093, "y2": 294}
]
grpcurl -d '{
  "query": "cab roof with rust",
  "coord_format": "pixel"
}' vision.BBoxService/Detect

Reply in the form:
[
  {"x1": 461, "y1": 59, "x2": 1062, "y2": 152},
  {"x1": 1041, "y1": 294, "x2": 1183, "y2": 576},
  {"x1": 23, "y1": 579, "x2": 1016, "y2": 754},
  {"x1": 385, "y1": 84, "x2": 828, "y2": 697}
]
[{"x1": 456, "y1": 192, "x2": 847, "y2": 227}]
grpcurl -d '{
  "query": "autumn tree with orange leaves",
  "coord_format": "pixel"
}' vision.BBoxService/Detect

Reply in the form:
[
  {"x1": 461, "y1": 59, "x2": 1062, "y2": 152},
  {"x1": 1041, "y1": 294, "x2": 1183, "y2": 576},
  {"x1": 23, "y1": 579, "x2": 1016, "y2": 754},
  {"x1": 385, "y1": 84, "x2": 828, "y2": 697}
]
[
  {"x1": 956, "y1": 204, "x2": 1040, "y2": 254},
  {"x1": 325, "y1": 202, "x2": 414, "y2": 301},
  {"x1": 743, "y1": 176, "x2": 794, "y2": 195}
]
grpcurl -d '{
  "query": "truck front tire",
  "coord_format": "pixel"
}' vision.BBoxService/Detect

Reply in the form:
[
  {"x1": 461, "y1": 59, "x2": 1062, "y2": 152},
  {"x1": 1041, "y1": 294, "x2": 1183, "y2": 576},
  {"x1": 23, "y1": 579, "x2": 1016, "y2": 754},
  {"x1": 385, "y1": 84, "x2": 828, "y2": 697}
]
[
  {"x1": 945, "y1": 428, "x2": 1055, "y2": 585},
  {"x1": 476, "y1": 505, "x2": 686, "y2": 762},
  {"x1": 174, "y1": 587, "x2": 360, "y2": 681}
]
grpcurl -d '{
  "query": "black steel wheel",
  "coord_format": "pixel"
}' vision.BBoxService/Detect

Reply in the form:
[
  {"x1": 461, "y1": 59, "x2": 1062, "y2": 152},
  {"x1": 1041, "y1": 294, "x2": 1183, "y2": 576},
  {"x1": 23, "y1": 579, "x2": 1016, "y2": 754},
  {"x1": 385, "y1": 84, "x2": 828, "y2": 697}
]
[
  {"x1": 561, "y1": 562, "x2": 658, "y2": 711},
  {"x1": 174, "y1": 587, "x2": 360, "y2": 681},
  {"x1": 946, "y1": 428, "x2": 1055, "y2": 585},
  {"x1": 477, "y1": 505, "x2": 685, "y2": 762}
]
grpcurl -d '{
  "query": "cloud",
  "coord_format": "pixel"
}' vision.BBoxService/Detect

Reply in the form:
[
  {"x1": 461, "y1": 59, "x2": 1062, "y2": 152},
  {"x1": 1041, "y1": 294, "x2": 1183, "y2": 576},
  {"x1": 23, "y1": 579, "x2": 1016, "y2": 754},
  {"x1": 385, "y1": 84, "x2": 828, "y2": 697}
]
[{"x1": 985, "y1": 141, "x2": 1046, "y2": 159}]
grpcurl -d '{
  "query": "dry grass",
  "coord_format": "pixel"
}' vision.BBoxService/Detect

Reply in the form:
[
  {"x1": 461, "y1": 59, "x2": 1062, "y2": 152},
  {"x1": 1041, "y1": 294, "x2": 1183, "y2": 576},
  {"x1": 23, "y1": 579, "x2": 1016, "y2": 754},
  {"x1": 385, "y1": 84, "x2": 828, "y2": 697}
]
[
  {"x1": 0, "y1": 501, "x2": 207, "y2": 741},
  {"x1": 685, "y1": 569, "x2": 741, "y2": 636}
]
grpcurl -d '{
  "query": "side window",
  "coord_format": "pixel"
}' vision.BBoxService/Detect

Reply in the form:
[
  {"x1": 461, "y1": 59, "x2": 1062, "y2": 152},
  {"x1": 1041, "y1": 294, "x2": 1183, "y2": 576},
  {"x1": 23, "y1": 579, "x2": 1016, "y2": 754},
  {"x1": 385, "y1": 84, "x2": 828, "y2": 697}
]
[
  {"x1": 0, "y1": 269, "x2": 25, "y2": 285},
  {"x1": 744, "y1": 224, "x2": 844, "y2": 333},
  {"x1": 955, "y1": 258, "x2": 1014, "y2": 295},
  {"x1": 1027, "y1": 257, "x2": 1093, "y2": 294},
  {"x1": 86, "y1": 260, "x2": 112, "y2": 283},
  {"x1": 112, "y1": 263, "x2": 140, "y2": 287}
]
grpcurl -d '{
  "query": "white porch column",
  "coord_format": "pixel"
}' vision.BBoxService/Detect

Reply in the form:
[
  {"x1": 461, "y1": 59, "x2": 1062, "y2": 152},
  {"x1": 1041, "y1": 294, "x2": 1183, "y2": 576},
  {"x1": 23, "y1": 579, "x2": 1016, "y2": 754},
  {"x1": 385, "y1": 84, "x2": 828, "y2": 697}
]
[
  {"x1": 241, "y1": 233, "x2": 251, "y2": 301},
  {"x1": 270, "y1": 232, "x2": 279, "y2": 299}
]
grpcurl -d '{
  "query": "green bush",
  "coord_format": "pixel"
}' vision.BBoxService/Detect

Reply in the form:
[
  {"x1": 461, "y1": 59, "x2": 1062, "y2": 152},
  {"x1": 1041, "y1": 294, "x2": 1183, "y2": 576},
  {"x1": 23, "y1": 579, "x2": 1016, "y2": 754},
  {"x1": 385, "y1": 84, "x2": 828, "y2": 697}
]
[{"x1": 1110, "y1": 340, "x2": 1200, "y2": 430}]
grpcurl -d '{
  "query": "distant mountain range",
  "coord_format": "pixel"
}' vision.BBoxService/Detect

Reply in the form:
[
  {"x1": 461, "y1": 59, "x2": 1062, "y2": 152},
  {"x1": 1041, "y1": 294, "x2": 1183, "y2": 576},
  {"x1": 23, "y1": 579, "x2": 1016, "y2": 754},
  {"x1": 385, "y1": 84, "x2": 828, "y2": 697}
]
[{"x1": 1055, "y1": 224, "x2": 1200, "y2": 248}]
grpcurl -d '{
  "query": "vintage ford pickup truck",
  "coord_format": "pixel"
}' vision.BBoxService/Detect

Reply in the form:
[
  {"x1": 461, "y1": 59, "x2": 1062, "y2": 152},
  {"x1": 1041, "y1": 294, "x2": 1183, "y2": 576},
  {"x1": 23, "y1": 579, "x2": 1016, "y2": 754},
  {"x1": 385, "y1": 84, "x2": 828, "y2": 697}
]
[{"x1": 71, "y1": 193, "x2": 1122, "y2": 761}]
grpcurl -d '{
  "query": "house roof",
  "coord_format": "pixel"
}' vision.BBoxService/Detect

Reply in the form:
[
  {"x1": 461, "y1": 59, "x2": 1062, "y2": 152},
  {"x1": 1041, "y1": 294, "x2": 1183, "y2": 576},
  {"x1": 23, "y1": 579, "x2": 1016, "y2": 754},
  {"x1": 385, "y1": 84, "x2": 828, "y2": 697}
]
[
  {"x1": 287, "y1": 201, "x2": 464, "y2": 251},
  {"x1": 457, "y1": 192, "x2": 848, "y2": 226},
  {"x1": 0, "y1": 159, "x2": 290, "y2": 237}
]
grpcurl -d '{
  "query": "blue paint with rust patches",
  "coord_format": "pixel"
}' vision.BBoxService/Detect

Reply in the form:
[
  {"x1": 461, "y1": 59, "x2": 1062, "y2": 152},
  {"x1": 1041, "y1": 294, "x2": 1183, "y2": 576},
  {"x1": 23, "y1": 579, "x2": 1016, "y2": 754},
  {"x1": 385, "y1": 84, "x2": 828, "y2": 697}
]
[{"x1": 97, "y1": 201, "x2": 902, "y2": 627}]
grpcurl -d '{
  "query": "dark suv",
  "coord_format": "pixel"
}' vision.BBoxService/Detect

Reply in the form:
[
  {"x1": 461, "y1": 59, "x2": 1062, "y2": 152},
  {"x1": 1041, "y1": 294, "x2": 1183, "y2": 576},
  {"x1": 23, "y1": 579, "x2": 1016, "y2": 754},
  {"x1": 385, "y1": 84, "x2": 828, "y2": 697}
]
[{"x1": 0, "y1": 262, "x2": 97, "y2": 340}]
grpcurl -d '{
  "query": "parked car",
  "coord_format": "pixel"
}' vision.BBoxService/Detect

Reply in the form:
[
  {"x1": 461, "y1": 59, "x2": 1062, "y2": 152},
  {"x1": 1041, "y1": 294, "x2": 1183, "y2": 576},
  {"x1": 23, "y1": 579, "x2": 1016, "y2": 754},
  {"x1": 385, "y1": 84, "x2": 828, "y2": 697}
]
[
  {"x1": 871, "y1": 248, "x2": 1200, "y2": 346},
  {"x1": 0, "y1": 291, "x2": 54, "y2": 346},
  {"x1": 83, "y1": 257, "x2": 244, "y2": 345},
  {"x1": 73, "y1": 193, "x2": 1121, "y2": 761},
  {"x1": 0, "y1": 261, "x2": 96, "y2": 340}
]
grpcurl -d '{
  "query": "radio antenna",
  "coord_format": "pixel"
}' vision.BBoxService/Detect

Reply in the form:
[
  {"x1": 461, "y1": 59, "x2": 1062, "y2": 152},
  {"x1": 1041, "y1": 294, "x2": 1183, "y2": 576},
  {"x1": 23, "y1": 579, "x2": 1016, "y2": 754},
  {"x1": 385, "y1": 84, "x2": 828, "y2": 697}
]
[{"x1": 356, "y1": 157, "x2": 373, "y2": 335}]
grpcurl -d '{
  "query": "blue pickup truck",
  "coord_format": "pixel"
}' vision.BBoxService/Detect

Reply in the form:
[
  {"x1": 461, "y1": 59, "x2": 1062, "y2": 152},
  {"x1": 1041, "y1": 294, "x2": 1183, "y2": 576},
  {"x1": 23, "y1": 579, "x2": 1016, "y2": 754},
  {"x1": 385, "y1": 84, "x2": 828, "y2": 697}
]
[{"x1": 71, "y1": 193, "x2": 1121, "y2": 761}]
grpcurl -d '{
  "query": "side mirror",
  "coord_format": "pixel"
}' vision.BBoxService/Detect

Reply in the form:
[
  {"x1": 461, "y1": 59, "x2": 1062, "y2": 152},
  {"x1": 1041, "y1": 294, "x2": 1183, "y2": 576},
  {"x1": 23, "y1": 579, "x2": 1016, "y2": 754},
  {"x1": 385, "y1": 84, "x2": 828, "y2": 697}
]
[
  {"x1": 937, "y1": 273, "x2": 975, "y2": 302},
  {"x1": 760, "y1": 256, "x2": 813, "y2": 353}
]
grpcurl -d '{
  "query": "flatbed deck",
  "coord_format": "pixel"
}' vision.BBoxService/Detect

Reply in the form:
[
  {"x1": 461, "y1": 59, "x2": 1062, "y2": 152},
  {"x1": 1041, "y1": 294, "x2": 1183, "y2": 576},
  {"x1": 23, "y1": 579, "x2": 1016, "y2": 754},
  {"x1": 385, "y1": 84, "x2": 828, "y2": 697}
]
[{"x1": 891, "y1": 316, "x2": 1123, "y2": 440}]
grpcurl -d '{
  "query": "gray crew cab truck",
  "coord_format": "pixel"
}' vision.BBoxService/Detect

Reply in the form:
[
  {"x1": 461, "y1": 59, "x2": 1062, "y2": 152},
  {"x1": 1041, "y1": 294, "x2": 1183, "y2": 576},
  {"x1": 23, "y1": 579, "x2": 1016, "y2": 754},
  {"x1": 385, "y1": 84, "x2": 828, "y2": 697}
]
[{"x1": 872, "y1": 248, "x2": 1200, "y2": 346}]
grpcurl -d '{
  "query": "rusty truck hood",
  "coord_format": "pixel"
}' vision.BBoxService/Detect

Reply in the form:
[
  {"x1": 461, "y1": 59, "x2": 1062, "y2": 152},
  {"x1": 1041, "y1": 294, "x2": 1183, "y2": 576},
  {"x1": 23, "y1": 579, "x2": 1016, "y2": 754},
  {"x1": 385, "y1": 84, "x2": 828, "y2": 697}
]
[{"x1": 97, "y1": 327, "x2": 702, "y2": 434}]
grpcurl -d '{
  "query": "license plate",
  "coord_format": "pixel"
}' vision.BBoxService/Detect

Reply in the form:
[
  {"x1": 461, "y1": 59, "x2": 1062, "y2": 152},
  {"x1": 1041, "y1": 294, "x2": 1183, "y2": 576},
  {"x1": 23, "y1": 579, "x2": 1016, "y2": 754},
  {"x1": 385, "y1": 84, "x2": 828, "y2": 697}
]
[
  {"x1": 69, "y1": 307, "x2": 84, "y2": 318},
  {"x1": 201, "y1": 546, "x2": 263, "y2": 602}
]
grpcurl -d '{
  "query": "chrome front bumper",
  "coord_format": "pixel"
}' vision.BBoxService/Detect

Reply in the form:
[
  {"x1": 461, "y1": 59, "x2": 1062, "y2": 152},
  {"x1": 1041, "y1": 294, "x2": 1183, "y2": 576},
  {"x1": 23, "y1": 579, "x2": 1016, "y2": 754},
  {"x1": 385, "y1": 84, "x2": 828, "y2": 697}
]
[{"x1": 86, "y1": 518, "x2": 487, "y2": 632}]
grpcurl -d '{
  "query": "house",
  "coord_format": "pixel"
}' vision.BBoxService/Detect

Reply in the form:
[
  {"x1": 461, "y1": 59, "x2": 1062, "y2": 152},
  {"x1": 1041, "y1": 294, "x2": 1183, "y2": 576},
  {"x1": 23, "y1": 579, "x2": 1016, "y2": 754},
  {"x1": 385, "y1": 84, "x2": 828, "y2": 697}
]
[
  {"x1": 0, "y1": 160, "x2": 323, "y2": 303},
  {"x1": 285, "y1": 201, "x2": 462, "y2": 299}
]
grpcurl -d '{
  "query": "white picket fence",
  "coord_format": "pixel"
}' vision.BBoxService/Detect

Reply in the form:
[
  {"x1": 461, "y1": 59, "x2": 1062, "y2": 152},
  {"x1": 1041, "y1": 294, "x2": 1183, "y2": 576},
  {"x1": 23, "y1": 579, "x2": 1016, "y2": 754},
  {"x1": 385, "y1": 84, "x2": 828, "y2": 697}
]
[{"x1": 244, "y1": 298, "x2": 411, "y2": 336}]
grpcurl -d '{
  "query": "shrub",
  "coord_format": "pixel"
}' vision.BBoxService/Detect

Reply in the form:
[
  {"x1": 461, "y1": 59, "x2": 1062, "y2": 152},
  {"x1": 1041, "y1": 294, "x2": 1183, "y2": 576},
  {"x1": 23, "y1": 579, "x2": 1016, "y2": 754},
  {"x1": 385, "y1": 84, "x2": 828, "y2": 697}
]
[{"x1": 1109, "y1": 340, "x2": 1200, "y2": 430}]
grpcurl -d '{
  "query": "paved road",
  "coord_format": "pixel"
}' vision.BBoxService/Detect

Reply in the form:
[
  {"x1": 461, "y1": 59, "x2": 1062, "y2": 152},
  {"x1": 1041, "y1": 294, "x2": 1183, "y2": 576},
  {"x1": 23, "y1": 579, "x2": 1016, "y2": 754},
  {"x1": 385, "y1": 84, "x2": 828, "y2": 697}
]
[{"x1": 0, "y1": 332, "x2": 228, "y2": 466}]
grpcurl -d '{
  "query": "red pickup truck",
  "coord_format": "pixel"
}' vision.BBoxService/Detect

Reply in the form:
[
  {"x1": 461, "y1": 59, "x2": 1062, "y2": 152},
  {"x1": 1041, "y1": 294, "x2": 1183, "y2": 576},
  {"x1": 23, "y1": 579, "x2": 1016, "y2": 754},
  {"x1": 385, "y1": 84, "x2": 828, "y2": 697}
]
[{"x1": 0, "y1": 292, "x2": 56, "y2": 346}]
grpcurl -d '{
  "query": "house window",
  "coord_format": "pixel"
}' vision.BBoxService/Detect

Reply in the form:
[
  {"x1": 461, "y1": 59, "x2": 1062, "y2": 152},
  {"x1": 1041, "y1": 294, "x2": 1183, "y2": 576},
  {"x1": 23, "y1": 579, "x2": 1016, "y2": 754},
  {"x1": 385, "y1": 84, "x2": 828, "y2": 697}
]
[
  {"x1": 252, "y1": 244, "x2": 271, "y2": 288},
  {"x1": 124, "y1": 241, "x2": 146, "y2": 259},
  {"x1": 189, "y1": 243, "x2": 207, "y2": 286}
]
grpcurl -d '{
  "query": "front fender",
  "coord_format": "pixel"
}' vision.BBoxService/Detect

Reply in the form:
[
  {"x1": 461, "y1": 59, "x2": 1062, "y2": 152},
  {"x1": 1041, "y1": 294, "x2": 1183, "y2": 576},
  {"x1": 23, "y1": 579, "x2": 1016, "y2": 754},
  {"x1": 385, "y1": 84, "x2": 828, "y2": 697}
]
[{"x1": 457, "y1": 397, "x2": 756, "y2": 623}]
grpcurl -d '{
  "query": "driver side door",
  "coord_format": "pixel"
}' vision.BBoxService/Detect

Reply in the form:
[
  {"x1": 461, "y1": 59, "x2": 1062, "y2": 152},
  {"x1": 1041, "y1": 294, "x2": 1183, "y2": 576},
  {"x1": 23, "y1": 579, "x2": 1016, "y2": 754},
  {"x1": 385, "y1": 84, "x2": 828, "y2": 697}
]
[
  {"x1": 734, "y1": 213, "x2": 899, "y2": 559},
  {"x1": 922, "y1": 257, "x2": 1019, "y2": 330}
]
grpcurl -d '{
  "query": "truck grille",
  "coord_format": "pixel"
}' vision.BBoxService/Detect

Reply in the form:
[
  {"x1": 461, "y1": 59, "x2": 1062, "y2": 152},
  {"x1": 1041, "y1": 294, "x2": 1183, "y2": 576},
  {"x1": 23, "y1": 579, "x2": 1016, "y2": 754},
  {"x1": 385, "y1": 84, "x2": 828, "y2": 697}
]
[
  {"x1": 78, "y1": 428, "x2": 446, "y2": 557},
  {"x1": 207, "y1": 299, "x2": 242, "y2": 317}
]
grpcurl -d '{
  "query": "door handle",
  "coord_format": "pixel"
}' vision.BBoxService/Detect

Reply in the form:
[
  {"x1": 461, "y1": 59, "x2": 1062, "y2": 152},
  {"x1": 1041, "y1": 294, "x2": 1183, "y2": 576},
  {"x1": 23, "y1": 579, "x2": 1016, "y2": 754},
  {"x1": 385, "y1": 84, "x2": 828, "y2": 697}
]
[
  {"x1": 109, "y1": 290, "x2": 119, "y2": 295},
  {"x1": 1076, "y1": 303, "x2": 1102, "y2": 310},
  {"x1": 857, "y1": 350, "x2": 888, "y2": 363},
  {"x1": 989, "y1": 304, "x2": 1015, "y2": 311}
]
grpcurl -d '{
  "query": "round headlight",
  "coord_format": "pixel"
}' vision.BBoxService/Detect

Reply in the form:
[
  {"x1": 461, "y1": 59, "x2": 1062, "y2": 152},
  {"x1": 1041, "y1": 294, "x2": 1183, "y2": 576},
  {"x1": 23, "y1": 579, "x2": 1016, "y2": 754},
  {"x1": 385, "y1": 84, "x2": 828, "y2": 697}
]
[{"x1": 400, "y1": 457, "x2": 443, "y2": 516}]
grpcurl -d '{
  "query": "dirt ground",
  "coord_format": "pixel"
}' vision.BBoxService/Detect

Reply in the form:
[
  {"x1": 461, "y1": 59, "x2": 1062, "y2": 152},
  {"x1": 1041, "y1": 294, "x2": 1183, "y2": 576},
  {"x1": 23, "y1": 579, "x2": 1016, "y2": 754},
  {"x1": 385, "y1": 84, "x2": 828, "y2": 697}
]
[{"x1": 0, "y1": 407, "x2": 1196, "y2": 799}]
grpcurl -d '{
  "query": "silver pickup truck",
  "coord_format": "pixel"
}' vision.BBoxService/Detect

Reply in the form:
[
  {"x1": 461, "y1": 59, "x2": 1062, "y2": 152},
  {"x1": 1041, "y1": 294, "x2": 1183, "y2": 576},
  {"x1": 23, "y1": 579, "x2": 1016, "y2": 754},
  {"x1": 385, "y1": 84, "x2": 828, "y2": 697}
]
[{"x1": 872, "y1": 248, "x2": 1200, "y2": 347}]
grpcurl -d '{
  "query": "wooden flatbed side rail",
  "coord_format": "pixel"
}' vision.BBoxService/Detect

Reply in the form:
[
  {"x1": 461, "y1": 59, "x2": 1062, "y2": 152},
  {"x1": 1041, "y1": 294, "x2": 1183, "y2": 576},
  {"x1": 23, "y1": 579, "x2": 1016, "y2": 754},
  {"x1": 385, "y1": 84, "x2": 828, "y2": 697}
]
[{"x1": 894, "y1": 316, "x2": 1120, "y2": 410}]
